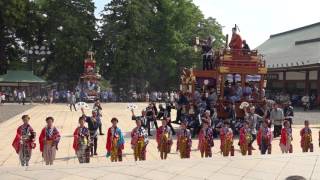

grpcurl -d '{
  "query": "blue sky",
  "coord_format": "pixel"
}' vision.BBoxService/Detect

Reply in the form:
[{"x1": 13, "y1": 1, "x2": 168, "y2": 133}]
[{"x1": 94, "y1": 0, "x2": 320, "y2": 48}]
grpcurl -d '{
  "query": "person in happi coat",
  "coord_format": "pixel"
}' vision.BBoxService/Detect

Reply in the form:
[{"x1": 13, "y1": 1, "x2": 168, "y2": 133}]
[
  {"x1": 157, "y1": 104, "x2": 176, "y2": 135},
  {"x1": 131, "y1": 118, "x2": 149, "y2": 161},
  {"x1": 257, "y1": 121, "x2": 272, "y2": 155},
  {"x1": 156, "y1": 119, "x2": 173, "y2": 160},
  {"x1": 131, "y1": 109, "x2": 147, "y2": 128},
  {"x1": 176, "y1": 121, "x2": 192, "y2": 159},
  {"x1": 239, "y1": 121, "x2": 253, "y2": 155},
  {"x1": 39, "y1": 117, "x2": 61, "y2": 165},
  {"x1": 93, "y1": 99, "x2": 104, "y2": 135},
  {"x1": 198, "y1": 121, "x2": 214, "y2": 158},
  {"x1": 200, "y1": 36, "x2": 214, "y2": 70},
  {"x1": 106, "y1": 118, "x2": 125, "y2": 162},
  {"x1": 242, "y1": 40, "x2": 250, "y2": 54},
  {"x1": 131, "y1": 109, "x2": 148, "y2": 129},
  {"x1": 220, "y1": 121, "x2": 234, "y2": 156},
  {"x1": 300, "y1": 120, "x2": 313, "y2": 152},
  {"x1": 146, "y1": 103, "x2": 158, "y2": 136},
  {"x1": 81, "y1": 108, "x2": 101, "y2": 156},
  {"x1": 12, "y1": 115, "x2": 36, "y2": 166},
  {"x1": 73, "y1": 116, "x2": 90, "y2": 163}
]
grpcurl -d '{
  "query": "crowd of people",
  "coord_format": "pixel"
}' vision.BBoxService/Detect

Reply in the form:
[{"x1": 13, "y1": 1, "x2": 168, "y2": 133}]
[
  {"x1": 0, "y1": 89, "x2": 27, "y2": 105},
  {"x1": 266, "y1": 92, "x2": 319, "y2": 110},
  {"x1": 25, "y1": 89, "x2": 178, "y2": 104},
  {"x1": 12, "y1": 91, "x2": 316, "y2": 167}
]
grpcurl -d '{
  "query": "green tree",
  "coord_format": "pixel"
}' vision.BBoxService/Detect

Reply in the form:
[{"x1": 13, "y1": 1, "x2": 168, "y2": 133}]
[
  {"x1": 99, "y1": 0, "x2": 224, "y2": 94},
  {"x1": 98, "y1": 0, "x2": 155, "y2": 93},
  {"x1": 0, "y1": 0, "x2": 28, "y2": 74},
  {"x1": 0, "y1": 0, "x2": 97, "y2": 90},
  {"x1": 36, "y1": 0, "x2": 97, "y2": 88}
]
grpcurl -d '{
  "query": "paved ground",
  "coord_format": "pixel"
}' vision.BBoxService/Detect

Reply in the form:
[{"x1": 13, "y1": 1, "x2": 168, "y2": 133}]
[
  {"x1": 0, "y1": 103, "x2": 34, "y2": 123},
  {"x1": 1, "y1": 103, "x2": 320, "y2": 179},
  {"x1": 294, "y1": 109, "x2": 320, "y2": 125},
  {"x1": 1, "y1": 153, "x2": 320, "y2": 180}
]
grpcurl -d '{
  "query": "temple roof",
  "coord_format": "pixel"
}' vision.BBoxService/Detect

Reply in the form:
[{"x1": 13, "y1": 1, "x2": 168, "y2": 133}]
[
  {"x1": 0, "y1": 70, "x2": 46, "y2": 83},
  {"x1": 256, "y1": 22, "x2": 320, "y2": 69}
]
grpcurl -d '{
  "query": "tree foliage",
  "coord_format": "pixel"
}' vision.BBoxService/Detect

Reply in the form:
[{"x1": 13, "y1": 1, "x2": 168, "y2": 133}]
[
  {"x1": 98, "y1": 0, "x2": 224, "y2": 93},
  {"x1": 0, "y1": 0, "x2": 29, "y2": 74},
  {"x1": 40, "y1": 0, "x2": 96, "y2": 88},
  {"x1": 1, "y1": 0, "x2": 224, "y2": 92},
  {"x1": 0, "y1": 0, "x2": 97, "y2": 88}
]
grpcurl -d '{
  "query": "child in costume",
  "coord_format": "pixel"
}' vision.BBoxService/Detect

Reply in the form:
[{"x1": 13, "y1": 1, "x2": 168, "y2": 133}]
[
  {"x1": 300, "y1": 120, "x2": 313, "y2": 152},
  {"x1": 239, "y1": 121, "x2": 253, "y2": 155},
  {"x1": 39, "y1": 117, "x2": 61, "y2": 165},
  {"x1": 73, "y1": 116, "x2": 90, "y2": 163},
  {"x1": 12, "y1": 115, "x2": 36, "y2": 166},
  {"x1": 280, "y1": 120, "x2": 293, "y2": 153},
  {"x1": 220, "y1": 121, "x2": 234, "y2": 156},
  {"x1": 131, "y1": 118, "x2": 149, "y2": 161},
  {"x1": 156, "y1": 118, "x2": 173, "y2": 160},
  {"x1": 106, "y1": 118, "x2": 125, "y2": 162},
  {"x1": 176, "y1": 121, "x2": 192, "y2": 159},
  {"x1": 257, "y1": 121, "x2": 272, "y2": 155},
  {"x1": 198, "y1": 121, "x2": 214, "y2": 158}
]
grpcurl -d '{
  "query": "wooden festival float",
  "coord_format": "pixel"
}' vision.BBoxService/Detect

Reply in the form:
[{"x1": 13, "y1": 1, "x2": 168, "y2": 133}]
[
  {"x1": 180, "y1": 34, "x2": 268, "y2": 119},
  {"x1": 79, "y1": 51, "x2": 101, "y2": 101}
]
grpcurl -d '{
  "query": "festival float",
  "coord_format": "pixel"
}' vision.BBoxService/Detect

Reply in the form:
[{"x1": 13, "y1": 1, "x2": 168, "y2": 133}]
[
  {"x1": 180, "y1": 25, "x2": 268, "y2": 119},
  {"x1": 79, "y1": 51, "x2": 101, "y2": 102}
]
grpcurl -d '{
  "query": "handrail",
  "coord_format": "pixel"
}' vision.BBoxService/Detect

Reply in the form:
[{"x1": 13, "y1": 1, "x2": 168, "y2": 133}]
[{"x1": 223, "y1": 49, "x2": 258, "y2": 56}]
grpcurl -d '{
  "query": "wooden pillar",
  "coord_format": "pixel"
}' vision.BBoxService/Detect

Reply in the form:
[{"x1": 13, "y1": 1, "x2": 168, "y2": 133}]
[
  {"x1": 305, "y1": 71, "x2": 309, "y2": 95},
  {"x1": 241, "y1": 73, "x2": 245, "y2": 87},
  {"x1": 283, "y1": 71, "x2": 287, "y2": 93},
  {"x1": 220, "y1": 74, "x2": 225, "y2": 98},
  {"x1": 259, "y1": 74, "x2": 264, "y2": 99}
]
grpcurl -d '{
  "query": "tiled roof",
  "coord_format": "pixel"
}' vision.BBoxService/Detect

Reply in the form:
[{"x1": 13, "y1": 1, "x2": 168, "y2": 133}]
[
  {"x1": 0, "y1": 70, "x2": 46, "y2": 83},
  {"x1": 256, "y1": 22, "x2": 320, "y2": 69}
]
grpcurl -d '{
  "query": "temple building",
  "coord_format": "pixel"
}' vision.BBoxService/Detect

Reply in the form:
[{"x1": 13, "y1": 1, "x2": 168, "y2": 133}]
[{"x1": 257, "y1": 22, "x2": 320, "y2": 96}]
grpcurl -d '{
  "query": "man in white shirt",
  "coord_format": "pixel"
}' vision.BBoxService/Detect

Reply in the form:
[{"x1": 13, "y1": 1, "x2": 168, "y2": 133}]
[
  {"x1": 13, "y1": 89, "x2": 17, "y2": 102},
  {"x1": 22, "y1": 90, "x2": 26, "y2": 105},
  {"x1": 270, "y1": 103, "x2": 284, "y2": 137}
]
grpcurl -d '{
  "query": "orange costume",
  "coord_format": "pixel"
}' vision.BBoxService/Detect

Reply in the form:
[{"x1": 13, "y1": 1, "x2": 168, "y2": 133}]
[
  {"x1": 239, "y1": 127, "x2": 252, "y2": 155},
  {"x1": 229, "y1": 34, "x2": 242, "y2": 50},
  {"x1": 300, "y1": 127, "x2": 313, "y2": 152},
  {"x1": 220, "y1": 127, "x2": 234, "y2": 156}
]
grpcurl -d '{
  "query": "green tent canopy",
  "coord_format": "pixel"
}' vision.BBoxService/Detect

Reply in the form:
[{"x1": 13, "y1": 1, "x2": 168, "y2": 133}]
[{"x1": 0, "y1": 70, "x2": 46, "y2": 83}]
